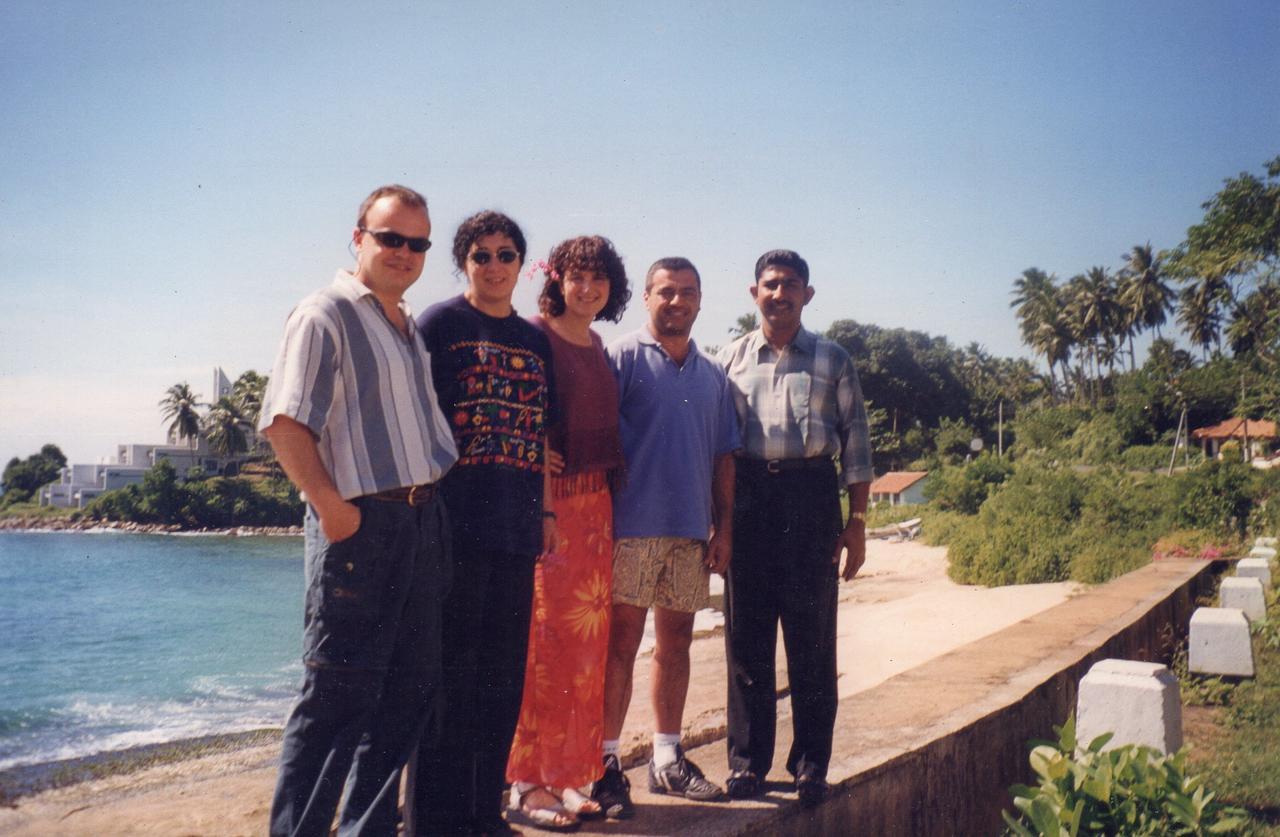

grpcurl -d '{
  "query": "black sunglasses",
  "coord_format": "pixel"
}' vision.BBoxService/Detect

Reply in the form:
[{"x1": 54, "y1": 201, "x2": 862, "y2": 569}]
[
  {"x1": 470, "y1": 250, "x2": 519, "y2": 265},
  {"x1": 360, "y1": 227, "x2": 432, "y2": 253}
]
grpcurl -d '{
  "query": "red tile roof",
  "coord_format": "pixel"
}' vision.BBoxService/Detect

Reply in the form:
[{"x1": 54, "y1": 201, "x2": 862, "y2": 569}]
[
  {"x1": 1190, "y1": 418, "x2": 1278, "y2": 441},
  {"x1": 869, "y1": 471, "x2": 929, "y2": 494}
]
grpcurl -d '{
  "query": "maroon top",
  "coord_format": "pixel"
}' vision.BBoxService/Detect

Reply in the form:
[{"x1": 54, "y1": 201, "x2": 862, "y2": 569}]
[{"x1": 531, "y1": 316, "x2": 625, "y2": 480}]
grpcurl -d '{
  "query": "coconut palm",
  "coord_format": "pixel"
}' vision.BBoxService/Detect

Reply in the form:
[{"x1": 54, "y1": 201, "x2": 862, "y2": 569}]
[
  {"x1": 230, "y1": 370, "x2": 268, "y2": 427},
  {"x1": 1063, "y1": 268, "x2": 1124, "y2": 402},
  {"x1": 1177, "y1": 284, "x2": 1222, "y2": 360},
  {"x1": 1010, "y1": 268, "x2": 1073, "y2": 396},
  {"x1": 160, "y1": 383, "x2": 203, "y2": 450},
  {"x1": 203, "y1": 396, "x2": 250, "y2": 459},
  {"x1": 1119, "y1": 243, "x2": 1175, "y2": 341}
]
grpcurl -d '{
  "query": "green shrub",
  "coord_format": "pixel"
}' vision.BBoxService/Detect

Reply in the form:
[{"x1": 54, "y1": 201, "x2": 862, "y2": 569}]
[
  {"x1": 922, "y1": 454, "x2": 1014, "y2": 514},
  {"x1": 1010, "y1": 406, "x2": 1090, "y2": 458},
  {"x1": 1003, "y1": 715, "x2": 1248, "y2": 836},
  {"x1": 84, "y1": 468, "x2": 302, "y2": 528},
  {"x1": 1172, "y1": 460, "x2": 1255, "y2": 537},
  {"x1": 1067, "y1": 469, "x2": 1173, "y2": 583},
  {"x1": 1119, "y1": 444, "x2": 1178, "y2": 472},
  {"x1": 919, "y1": 509, "x2": 970, "y2": 546},
  {"x1": 1061, "y1": 413, "x2": 1127, "y2": 465},
  {"x1": 946, "y1": 464, "x2": 1082, "y2": 585}
]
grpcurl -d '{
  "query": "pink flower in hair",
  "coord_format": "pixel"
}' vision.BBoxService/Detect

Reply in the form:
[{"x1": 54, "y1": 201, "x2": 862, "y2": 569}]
[{"x1": 525, "y1": 259, "x2": 560, "y2": 282}]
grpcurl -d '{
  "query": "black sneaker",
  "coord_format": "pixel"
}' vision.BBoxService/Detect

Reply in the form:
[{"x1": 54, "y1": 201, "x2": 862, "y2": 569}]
[
  {"x1": 648, "y1": 745, "x2": 725, "y2": 801},
  {"x1": 591, "y1": 754, "x2": 634, "y2": 819}
]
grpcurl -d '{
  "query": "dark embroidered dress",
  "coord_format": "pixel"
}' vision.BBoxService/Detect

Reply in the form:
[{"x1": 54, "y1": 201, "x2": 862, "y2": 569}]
[{"x1": 412, "y1": 294, "x2": 555, "y2": 834}]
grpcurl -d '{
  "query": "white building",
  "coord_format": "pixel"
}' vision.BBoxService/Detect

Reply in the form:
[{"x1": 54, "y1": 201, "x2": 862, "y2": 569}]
[
  {"x1": 869, "y1": 471, "x2": 930, "y2": 507},
  {"x1": 38, "y1": 367, "x2": 256, "y2": 509}
]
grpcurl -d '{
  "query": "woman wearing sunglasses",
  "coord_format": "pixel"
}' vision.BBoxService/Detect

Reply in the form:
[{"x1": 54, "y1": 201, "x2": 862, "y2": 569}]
[
  {"x1": 413, "y1": 210, "x2": 556, "y2": 836},
  {"x1": 505, "y1": 236, "x2": 631, "y2": 831}
]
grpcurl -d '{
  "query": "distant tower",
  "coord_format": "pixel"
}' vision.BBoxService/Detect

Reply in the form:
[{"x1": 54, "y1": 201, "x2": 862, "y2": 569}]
[{"x1": 212, "y1": 367, "x2": 232, "y2": 402}]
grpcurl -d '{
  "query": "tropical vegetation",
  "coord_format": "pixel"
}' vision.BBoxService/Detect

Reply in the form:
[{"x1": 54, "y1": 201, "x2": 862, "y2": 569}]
[
  {"x1": 83, "y1": 459, "x2": 302, "y2": 529},
  {"x1": 1, "y1": 444, "x2": 67, "y2": 507},
  {"x1": 1002, "y1": 715, "x2": 1248, "y2": 836}
]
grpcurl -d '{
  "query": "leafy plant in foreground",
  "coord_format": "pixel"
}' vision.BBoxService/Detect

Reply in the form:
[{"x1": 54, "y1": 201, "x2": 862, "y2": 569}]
[{"x1": 1002, "y1": 714, "x2": 1247, "y2": 836}]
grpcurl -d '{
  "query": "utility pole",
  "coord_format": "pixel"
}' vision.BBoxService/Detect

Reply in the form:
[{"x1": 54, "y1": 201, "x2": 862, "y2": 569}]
[{"x1": 997, "y1": 400, "x2": 1004, "y2": 458}]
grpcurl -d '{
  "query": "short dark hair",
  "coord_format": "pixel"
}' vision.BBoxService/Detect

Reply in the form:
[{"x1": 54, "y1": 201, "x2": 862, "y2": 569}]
[
  {"x1": 754, "y1": 249, "x2": 809, "y2": 285},
  {"x1": 452, "y1": 210, "x2": 527, "y2": 272},
  {"x1": 538, "y1": 236, "x2": 632, "y2": 323},
  {"x1": 645, "y1": 256, "x2": 701, "y2": 292},
  {"x1": 356, "y1": 184, "x2": 428, "y2": 228}
]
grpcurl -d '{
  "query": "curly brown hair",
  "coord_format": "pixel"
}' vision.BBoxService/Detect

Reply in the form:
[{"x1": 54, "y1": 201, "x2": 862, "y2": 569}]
[
  {"x1": 451, "y1": 210, "x2": 527, "y2": 272},
  {"x1": 537, "y1": 235, "x2": 631, "y2": 323}
]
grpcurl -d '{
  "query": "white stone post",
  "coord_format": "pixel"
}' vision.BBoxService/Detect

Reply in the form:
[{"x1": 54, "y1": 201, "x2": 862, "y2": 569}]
[
  {"x1": 1219, "y1": 577, "x2": 1267, "y2": 622},
  {"x1": 1076, "y1": 660, "x2": 1182, "y2": 754},
  {"x1": 1236, "y1": 557, "x2": 1273, "y2": 589},
  {"x1": 1188, "y1": 608, "x2": 1254, "y2": 677}
]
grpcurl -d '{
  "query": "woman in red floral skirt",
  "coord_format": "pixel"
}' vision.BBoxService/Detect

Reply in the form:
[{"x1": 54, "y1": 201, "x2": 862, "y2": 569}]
[{"x1": 506, "y1": 236, "x2": 630, "y2": 831}]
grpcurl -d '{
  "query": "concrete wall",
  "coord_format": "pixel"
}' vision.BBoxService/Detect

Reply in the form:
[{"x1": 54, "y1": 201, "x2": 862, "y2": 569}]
[{"x1": 753, "y1": 558, "x2": 1217, "y2": 836}]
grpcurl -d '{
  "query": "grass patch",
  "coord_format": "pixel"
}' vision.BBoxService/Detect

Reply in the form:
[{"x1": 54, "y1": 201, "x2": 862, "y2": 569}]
[
  {"x1": 0, "y1": 501, "x2": 79, "y2": 521},
  {"x1": 1181, "y1": 587, "x2": 1280, "y2": 832}
]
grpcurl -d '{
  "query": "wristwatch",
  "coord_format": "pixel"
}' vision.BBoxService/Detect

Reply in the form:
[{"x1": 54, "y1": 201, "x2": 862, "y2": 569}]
[{"x1": 848, "y1": 511, "x2": 866, "y2": 522}]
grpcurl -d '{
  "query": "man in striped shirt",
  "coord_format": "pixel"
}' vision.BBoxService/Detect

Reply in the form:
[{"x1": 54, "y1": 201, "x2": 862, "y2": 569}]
[
  {"x1": 717, "y1": 249, "x2": 874, "y2": 807},
  {"x1": 258, "y1": 184, "x2": 458, "y2": 836}
]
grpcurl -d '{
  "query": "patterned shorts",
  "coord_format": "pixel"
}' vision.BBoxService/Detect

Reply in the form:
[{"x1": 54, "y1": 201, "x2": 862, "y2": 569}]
[{"x1": 611, "y1": 537, "x2": 710, "y2": 614}]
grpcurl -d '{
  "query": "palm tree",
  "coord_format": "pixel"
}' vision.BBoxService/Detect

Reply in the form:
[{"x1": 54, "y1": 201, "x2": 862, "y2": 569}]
[
  {"x1": 230, "y1": 370, "x2": 268, "y2": 428},
  {"x1": 1031, "y1": 318, "x2": 1073, "y2": 400},
  {"x1": 1010, "y1": 268, "x2": 1072, "y2": 397},
  {"x1": 728, "y1": 312, "x2": 758, "y2": 338},
  {"x1": 203, "y1": 396, "x2": 250, "y2": 459},
  {"x1": 1119, "y1": 242, "x2": 1175, "y2": 341},
  {"x1": 1177, "y1": 284, "x2": 1221, "y2": 360},
  {"x1": 1064, "y1": 268, "x2": 1123, "y2": 402},
  {"x1": 160, "y1": 383, "x2": 203, "y2": 450}
]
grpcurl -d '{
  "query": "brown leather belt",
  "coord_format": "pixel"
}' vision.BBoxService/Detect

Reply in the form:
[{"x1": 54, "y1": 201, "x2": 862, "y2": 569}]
[{"x1": 368, "y1": 483, "x2": 438, "y2": 506}]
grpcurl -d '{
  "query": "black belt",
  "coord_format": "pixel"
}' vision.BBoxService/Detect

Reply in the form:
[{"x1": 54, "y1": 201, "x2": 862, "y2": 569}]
[
  {"x1": 367, "y1": 482, "x2": 438, "y2": 506},
  {"x1": 739, "y1": 456, "x2": 833, "y2": 475}
]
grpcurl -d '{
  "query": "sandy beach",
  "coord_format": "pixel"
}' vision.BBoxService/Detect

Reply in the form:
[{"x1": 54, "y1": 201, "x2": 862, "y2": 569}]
[{"x1": 0, "y1": 538, "x2": 1079, "y2": 836}]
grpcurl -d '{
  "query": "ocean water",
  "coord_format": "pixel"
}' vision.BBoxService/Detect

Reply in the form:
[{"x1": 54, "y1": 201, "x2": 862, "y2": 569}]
[{"x1": 0, "y1": 531, "x2": 303, "y2": 771}]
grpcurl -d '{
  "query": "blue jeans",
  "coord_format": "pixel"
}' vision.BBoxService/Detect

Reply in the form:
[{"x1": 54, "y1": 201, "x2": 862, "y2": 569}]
[{"x1": 270, "y1": 494, "x2": 450, "y2": 837}]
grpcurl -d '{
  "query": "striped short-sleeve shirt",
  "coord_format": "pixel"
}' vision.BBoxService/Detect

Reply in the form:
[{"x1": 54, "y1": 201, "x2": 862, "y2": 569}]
[
  {"x1": 259, "y1": 271, "x2": 458, "y2": 499},
  {"x1": 718, "y1": 327, "x2": 874, "y2": 485}
]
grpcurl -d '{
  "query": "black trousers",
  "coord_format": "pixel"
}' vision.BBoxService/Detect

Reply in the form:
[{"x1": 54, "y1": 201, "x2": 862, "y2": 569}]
[
  {"x1": 408, "y1": 540, "x2": 537, "y2": 835},
  {"x1": 270, "y1": 495, "x2": 449, "y2": 837},
  {"x1": 724, "y1": 460, "x2": 842, "y2": 782}
]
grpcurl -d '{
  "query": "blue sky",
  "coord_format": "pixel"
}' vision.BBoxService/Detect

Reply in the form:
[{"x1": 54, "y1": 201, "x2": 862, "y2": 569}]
[{"x1": 2, "y1": 1, "x2": 1278, "y2": 466}]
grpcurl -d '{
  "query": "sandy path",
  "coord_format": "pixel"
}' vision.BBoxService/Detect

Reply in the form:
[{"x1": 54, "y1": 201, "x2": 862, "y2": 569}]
[{"x1": 0, "y1": 539, "x2": 1079, "y2": 836}]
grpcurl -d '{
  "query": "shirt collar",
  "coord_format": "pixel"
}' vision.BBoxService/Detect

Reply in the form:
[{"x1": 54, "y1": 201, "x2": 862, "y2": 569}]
[
  {"x1": 639, "y1": 324, "x2": 702, "y2": 363},
  {"x1": 332, "y1": 270, "x2": 414, "y2": 320},
  {"x1": 639, "y1": 323, "x2": 700, "y2": 353},
  {"x1": 748, "y1": 325, "x2": 815, "y2": 357}
]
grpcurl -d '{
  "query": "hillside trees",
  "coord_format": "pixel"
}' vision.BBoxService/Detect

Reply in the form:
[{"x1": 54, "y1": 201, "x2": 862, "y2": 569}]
[{"x1": 1, "y1": 444, "x2": 67, "y2": 506}]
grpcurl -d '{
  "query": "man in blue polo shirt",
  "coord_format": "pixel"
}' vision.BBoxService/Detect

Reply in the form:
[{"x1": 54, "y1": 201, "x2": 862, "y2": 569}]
[{"x1": 591, "y1": 257, "x2": 741, "y2": 817}]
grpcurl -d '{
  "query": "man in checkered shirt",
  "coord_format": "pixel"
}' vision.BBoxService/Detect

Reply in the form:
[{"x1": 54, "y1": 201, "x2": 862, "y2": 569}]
[{"x1": 716, "y1": 248, "x2": 874, "y2": 806}]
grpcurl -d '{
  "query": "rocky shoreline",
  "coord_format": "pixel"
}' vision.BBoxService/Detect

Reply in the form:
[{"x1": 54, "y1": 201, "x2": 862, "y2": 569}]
[{"x1": 0, "y1": 516, "x2": 302, "y2": 536}]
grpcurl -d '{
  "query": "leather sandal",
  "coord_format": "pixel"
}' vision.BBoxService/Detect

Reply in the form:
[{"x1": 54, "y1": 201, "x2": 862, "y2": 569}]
[
  {"x1": 559, "y1": 786, "x2": 603, "y2": 819},
  {"x1": 507, "y1": 784, "x2": 580, "y2": 832}
]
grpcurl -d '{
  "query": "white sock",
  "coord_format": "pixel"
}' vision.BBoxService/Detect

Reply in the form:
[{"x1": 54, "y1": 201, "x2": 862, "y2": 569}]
[
  {"x1": 653, "y1": 732, "x2": 681, "y2": 767},
  {"x1": 603, "y1": 739, "x2": 621, "y2": 761}
]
